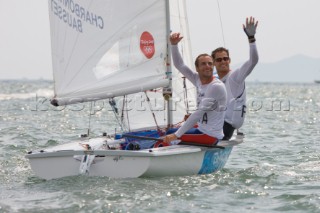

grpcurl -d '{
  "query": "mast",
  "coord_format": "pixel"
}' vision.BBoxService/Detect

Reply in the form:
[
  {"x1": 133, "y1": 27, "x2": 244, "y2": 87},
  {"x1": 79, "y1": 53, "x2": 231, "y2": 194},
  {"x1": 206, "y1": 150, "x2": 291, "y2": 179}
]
[{"x1": 165, "y1": 0, "x2": 173, "y2": 127}]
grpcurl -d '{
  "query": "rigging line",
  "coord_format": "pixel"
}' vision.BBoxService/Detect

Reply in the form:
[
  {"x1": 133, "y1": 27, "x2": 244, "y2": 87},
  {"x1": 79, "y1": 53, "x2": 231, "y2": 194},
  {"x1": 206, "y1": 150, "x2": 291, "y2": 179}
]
[
  {"x1": 87, "y1": 102, "x2": 93, "y2": 137},
  {"x1": 122, "y1": 95, "x2": 131, "y2": 132},
  {"x1": 180, "y1": 0, "x2": 193, "y2": 66},
  {"x1": 216, "y1": 0, "x2": 226, "y2": 47},
  {"x1": 177, "y1": 0, "x2": 184, "y2": 44},
  {"x1": 182, "y1": 77, "x2": 189, "y2": 114},
  {"x1": 109, "y1": 98, "x2": 126, "y2": 132},
  {"x1": 144, "y1": 92, "x2": 161, "y2": 131},
  {"x1": 120, "y1": 96, "x2": 125, "y2": 123}
]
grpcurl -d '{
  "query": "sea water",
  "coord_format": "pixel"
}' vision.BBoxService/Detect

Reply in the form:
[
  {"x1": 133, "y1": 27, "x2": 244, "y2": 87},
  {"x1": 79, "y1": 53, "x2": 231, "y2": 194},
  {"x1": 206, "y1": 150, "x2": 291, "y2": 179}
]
[{"x1": 0, "y1": 80, "x2": 319, "y2": 213}]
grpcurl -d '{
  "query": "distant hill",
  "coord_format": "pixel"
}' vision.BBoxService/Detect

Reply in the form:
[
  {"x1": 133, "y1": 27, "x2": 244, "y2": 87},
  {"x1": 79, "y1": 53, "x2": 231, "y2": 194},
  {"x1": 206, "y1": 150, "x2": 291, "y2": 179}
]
[{"x1": 232, "y1": 55, "x2": 320, "y2": 83}]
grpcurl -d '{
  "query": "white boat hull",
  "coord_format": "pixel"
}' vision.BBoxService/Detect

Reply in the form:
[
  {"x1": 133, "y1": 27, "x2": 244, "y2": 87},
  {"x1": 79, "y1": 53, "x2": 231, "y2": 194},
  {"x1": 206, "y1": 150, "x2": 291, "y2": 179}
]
[{"x1": 26, "y1": 136, "x2": 243, "y2": 180}]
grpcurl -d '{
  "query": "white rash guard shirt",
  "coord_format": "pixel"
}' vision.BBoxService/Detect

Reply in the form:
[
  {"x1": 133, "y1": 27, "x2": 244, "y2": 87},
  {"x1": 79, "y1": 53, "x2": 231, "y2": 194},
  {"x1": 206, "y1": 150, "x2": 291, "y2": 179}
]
[
  {"x1": 221, "y1": 42, "x2": 259, "y2": 129},
  {"x1": 171, "y1": 45, "x2": 227, "y2": 139}
]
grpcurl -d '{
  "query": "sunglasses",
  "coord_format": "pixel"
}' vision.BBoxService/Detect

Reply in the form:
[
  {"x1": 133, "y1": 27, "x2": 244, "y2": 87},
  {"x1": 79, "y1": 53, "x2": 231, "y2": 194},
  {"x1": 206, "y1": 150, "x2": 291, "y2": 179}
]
[{"x1": 215, "y1": 57, "x2": 230, "y2": 62}]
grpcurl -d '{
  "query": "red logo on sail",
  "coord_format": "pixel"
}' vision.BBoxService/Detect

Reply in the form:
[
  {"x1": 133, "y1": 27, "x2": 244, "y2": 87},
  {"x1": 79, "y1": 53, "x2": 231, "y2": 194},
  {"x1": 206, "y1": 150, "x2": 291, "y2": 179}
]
[{"x1": 140, "y1": 31, "x2": 155, "y2": 59}]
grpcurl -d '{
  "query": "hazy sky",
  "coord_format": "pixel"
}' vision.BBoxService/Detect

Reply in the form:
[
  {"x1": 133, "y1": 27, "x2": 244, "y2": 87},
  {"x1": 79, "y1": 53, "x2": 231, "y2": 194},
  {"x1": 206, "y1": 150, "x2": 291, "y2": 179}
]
[{"x1": 1, "y1": 0, "x2": 320, "y2": 80}]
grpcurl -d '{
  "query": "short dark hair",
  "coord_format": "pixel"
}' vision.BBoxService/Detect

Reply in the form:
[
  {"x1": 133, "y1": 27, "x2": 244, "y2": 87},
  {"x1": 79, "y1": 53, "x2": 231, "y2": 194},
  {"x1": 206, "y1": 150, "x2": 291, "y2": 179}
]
[
  {"x1": 195, "y1": 53, "x2": 212, "y2": 67},
  {"x1": 211, "y1": 47, "x2": 229, "y2": 60}
]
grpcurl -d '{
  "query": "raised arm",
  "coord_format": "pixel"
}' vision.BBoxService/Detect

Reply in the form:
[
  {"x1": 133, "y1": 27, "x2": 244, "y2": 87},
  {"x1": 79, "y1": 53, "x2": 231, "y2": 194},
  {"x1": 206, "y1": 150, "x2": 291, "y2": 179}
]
[
  {"x1": 170, "y1": 33, "x2": 197, "y2": 85},
  {"x1": 230, "y1": 17, "x2": 259, "y2": 84}
]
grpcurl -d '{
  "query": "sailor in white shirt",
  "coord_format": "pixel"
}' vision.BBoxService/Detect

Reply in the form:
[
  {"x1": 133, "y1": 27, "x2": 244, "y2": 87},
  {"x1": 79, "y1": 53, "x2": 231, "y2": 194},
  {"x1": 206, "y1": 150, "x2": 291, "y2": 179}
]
[
  {"x1": 211, "y1": 17, "x2": 259, "y2": 140},
  {"x1": 164, "y1": 33, "x2": 226, "y2": 145}
]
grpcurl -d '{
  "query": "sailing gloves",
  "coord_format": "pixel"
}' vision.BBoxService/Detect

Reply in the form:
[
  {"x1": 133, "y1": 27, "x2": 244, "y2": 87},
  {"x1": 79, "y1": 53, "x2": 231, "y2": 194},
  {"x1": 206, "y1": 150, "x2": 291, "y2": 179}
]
[{"x1": 243, "y1": 17, "x2": 258, "y2": 43}]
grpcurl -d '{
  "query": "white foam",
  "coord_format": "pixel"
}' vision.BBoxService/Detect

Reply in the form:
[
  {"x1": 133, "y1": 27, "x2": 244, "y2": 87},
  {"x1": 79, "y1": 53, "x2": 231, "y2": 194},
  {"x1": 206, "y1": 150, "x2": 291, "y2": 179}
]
[{"x1": 0, "y1": 89, "x2": 53, "y2": 100}]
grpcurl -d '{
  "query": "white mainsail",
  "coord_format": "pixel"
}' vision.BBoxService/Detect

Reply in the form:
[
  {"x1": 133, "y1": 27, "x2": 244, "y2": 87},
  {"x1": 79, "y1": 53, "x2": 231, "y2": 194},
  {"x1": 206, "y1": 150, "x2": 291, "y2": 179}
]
[{"x1": 49, "y1": 0, "x2": 169, "y2": 106}]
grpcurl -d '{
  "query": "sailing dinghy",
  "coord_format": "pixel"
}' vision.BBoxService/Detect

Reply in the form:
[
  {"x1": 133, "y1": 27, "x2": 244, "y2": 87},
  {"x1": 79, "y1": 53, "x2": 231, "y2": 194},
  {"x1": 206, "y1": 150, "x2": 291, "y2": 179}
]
[{"x1": 26, "y1": 0, "x2": 243, "y2": 180}]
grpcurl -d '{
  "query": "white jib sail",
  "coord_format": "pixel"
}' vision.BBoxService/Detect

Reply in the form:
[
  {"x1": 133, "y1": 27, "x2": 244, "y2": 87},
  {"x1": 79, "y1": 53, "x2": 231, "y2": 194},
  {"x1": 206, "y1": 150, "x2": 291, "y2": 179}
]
[
  {"x1": 120, "y1": 0, "x2": 197, "y2": 130},
  {"x1": 49, "y1": 0, "x2": 169, "y2": 106}
]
